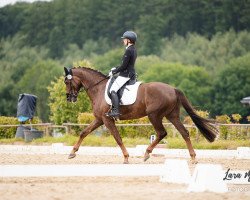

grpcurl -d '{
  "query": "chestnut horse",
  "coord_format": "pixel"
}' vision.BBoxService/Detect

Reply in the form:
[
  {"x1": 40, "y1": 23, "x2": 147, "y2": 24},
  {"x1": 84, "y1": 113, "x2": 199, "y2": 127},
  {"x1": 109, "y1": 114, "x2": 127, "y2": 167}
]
[{"x1": 64, "y1": 67, "x2": 218, "y2": 164}]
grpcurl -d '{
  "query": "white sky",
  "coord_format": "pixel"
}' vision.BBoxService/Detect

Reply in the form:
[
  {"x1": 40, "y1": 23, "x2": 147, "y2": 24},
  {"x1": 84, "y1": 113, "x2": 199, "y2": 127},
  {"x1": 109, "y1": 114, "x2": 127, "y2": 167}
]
[{"x1": 0, "y1": 0, "x2": 52, "y2": 8}]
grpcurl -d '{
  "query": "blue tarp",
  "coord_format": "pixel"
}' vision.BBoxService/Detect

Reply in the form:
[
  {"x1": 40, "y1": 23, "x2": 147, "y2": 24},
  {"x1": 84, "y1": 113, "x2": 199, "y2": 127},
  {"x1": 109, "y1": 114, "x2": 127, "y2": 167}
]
[{"x1": 17, "y1": 94, "x2": 37, "y2": 122}]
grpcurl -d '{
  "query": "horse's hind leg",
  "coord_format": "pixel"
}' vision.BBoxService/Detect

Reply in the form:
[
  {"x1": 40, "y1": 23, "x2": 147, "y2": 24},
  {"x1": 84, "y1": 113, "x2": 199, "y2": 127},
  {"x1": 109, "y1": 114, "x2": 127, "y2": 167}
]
[
  {"x1": 168, "y1": 117, "x2": 197, "y2": 164},
  {"x1": 144, "y1": 113, "x2": 168, "y2": 162},
  {"x1": 68, "y1": 119, "x2": 103, "y2": 159}
]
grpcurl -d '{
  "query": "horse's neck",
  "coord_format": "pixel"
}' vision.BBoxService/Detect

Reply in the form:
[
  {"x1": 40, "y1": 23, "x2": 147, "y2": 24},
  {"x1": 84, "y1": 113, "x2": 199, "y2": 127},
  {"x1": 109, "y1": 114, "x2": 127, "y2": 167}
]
[
  {"x1": 85, "y1": 78, "x2": 107, "y2": 104},
  {"x1": 78, "y1": 70, "x2": 94, "y2": 87},
  {"x1": 75, "y1": 69, "x2": 106, "y2": 101}
]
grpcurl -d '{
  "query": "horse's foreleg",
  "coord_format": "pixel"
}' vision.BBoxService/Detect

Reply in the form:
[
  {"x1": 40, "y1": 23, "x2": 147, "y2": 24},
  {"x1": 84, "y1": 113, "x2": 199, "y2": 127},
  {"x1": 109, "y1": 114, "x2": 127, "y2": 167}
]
[
  {"x1": 103, "y1": 117, "x2": 129, "y2": 164},
  {"x1": 144, "y1": 114, "x2": 167, "y2": 162},
  {"x1": 68, "y1": 119, "x2": 103, "y2": 159}
]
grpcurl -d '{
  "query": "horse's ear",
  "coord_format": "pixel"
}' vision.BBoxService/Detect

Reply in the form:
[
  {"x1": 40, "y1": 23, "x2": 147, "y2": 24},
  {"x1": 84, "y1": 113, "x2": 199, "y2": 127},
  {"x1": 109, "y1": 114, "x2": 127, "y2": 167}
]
[
  {"x1": 69, "y1": 68, "x2": 73, "y2": 75},
  {"x1": 64, "y1": 67, "x2": 73, "y2": 75},
  {"x1": 64, "y1": 67, "x2": 69, "y2": 75}
]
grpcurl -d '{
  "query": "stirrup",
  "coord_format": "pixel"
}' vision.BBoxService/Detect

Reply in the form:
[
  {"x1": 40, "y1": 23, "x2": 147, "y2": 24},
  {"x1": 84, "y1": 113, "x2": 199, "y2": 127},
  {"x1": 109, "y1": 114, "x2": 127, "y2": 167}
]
[
  {"x1": 105, "y1": 109, "x2": 120, "y2": 119},
  {"x1": 106, "y1": 111, "x2": 120, "y2": 117}
]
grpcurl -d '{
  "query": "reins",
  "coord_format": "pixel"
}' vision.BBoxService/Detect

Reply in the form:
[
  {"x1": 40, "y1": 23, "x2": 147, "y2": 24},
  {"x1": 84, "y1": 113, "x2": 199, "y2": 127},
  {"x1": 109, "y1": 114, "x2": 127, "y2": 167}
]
[{"x1": 83, "y1": 75, "x2": 109, "y2": 92}]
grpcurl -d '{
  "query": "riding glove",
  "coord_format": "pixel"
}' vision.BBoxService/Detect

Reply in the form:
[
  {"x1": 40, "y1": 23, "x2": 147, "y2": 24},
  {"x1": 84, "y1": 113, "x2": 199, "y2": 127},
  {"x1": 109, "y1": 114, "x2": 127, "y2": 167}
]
[{"x1": 109, "y1": 67, "x2": 117, "y2": 76}]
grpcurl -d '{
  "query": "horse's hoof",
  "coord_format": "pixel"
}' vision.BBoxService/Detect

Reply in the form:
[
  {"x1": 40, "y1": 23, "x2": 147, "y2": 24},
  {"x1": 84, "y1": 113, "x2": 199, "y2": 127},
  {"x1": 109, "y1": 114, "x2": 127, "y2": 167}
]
[
  {"x1": 123, "y1": 160, "x2": 129, "y2": 164},
  {"x1": 68, "y1": 153, "x2": 76, "y2": 159},
  {"x1": 143, "y1": 154, "x2": 150, "y2": 162},
  {"x1": 191, "y1": 159, "x2": 198, "y2": 164},
  {"x1": 123, "y1": 157, "x2": 129, "y2": 164}
]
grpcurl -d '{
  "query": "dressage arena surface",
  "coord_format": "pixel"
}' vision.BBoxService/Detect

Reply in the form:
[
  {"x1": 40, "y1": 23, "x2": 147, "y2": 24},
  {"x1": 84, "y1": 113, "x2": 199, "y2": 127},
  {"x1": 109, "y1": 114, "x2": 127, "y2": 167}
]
[{"x1": 0, "y1": 145, "x2": 249, "y2": 200}]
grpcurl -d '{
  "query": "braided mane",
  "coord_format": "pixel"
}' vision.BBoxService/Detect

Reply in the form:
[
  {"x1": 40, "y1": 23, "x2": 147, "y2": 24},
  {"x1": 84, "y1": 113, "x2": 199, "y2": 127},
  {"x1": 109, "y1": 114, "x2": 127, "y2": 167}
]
[{"x1": 73, "y1": 66, "x2": 106, "y2": 79}]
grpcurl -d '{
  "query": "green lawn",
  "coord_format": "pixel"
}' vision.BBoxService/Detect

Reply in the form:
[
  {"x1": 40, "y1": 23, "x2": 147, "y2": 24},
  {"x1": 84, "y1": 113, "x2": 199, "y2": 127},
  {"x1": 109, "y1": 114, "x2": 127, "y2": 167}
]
[{"x1": 0, "y1": 134, "x2": 249, "y2": 149}]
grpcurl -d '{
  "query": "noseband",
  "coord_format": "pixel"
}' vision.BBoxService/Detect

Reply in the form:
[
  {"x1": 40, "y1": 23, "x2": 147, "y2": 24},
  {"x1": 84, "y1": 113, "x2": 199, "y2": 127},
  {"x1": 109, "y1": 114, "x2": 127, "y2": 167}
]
[
  {"x1": 65, "y1": 74, "x2": 109, "y2": 100},
  {"x1": 65, "y1": 75, "x2": 80, "y2": 101}
]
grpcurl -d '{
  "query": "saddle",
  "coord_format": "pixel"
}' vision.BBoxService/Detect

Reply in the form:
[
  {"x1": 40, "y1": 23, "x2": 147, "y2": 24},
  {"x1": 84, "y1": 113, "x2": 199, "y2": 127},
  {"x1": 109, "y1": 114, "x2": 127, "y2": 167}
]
[{"x1": 105, "y1": 76, "x2": 142, "y2": 106}]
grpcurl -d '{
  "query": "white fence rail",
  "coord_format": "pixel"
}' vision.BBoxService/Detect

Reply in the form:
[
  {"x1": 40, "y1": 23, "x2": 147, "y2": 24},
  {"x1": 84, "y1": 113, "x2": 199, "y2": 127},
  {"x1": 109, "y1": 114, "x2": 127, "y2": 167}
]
[{"x1": 0, "y1": 123, "x2": 249, "y2": 139}]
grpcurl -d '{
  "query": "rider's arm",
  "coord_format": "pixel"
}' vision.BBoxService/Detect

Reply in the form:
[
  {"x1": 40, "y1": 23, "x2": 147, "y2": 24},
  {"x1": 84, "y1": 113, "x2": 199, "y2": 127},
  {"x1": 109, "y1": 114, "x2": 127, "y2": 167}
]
[{"x1": 112, "y1": 49, "x2": 131, "y2": 74}]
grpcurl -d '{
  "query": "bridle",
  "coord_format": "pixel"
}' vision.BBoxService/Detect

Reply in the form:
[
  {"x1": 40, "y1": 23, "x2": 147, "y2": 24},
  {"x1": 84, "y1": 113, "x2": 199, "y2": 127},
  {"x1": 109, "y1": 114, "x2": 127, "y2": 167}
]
[
  {"x1": 65, "y1": 75, "x2": 79, "y2": 102},
  {"x1": 65, "y1": 74, "x2": 109, "y2": 101}
]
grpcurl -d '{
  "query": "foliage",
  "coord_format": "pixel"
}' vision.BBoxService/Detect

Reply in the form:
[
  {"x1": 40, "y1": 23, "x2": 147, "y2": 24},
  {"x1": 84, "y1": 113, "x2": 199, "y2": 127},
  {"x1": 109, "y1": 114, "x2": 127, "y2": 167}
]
[
  {"x1": 48, "y1": 77, "x2": 92, "y2": 124},
  {"x1": 231, "y1": 114, "x2": 242, "y2": 123},
  {"x1": 216, "y1": 115, "x2": 231, "y2": 140},
  {"x1": 141, "y1": 62, "x2": 212, "y2": 109},
  {"x1": 216, "y1": 115, "x2": 231, "y2": 124},
  {"x1": 78, "y1": 113, "x2": 95, "y2": 124},
  {"x1": 77, "y1": 112, "x2": 171, "y2": 139},
  {"x1": 1, "y1": 31, "x2": 250, "y2": 122},
  {"x1": 0, "y1": 35, "x2": 49, "y2": 117},
  {"x1": 1, "y1": 0, "x2": 250, "y2": 124},
  {"x1": 0, "y1": 116, "x2": 18, "y2": 138},
  {"x1": 1, "y1": 134, "x2": 249, "y2": 149},
  {"x1": 210, "y1": 53, "x2": 250, "y2": 118},
  {"x1": 14, "y1": 60, "x2": 62, "y2": 121},
  {"x1": 215, "y1": 114, "x2": 248, "y2": 140},
  {"x1": 77, "y1": 112, "x2": 154, "y2": 138},
  {"x1": 72, "y1": 59, "x2": 93, "y2": 69},
  {"x1": 160, "y1": 30, "x2": 250, "y2": 72},
  {"x1": 0, "y1": 116, "x2": 41, "y2": 138},
  {"x1": 116, "y1": 117, "x2": 153, "y2": 138},
  {"x1": 1, "y1": 0, "x2": 250, "y2": 56},
  {"x1": 92, "y1": 48, "x2": 124, "y2": 74}
]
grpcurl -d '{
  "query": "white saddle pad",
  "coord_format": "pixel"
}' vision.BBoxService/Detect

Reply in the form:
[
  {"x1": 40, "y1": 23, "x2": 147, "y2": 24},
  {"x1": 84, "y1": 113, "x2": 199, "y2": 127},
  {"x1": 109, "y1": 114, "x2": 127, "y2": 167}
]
[{"x1": 105, "y1": 79, "x2": 142, "y2": 105}]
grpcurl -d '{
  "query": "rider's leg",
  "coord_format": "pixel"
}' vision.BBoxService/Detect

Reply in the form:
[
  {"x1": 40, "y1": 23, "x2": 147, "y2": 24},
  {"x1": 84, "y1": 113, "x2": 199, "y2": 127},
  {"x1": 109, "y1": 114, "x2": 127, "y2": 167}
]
[
  {"x1": 107, "y1": 76, "x2": 129, "y2": 118},
  {"x1": 108, "y1": 91, "x2": 120, "y2": 117}
]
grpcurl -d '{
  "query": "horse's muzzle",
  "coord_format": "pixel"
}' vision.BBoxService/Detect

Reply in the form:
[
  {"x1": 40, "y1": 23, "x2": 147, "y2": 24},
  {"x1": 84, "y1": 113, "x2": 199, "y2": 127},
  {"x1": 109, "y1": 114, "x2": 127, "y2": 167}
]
[{"x1": 66, "y1": 93, "x2": 78, "y2": 102}]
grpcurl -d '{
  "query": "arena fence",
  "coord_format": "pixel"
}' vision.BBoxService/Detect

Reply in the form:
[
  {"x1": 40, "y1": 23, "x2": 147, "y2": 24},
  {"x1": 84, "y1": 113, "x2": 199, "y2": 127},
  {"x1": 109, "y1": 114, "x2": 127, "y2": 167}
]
[{"x1": 0, "y1": 123, "x2": 249, "y2": 140}]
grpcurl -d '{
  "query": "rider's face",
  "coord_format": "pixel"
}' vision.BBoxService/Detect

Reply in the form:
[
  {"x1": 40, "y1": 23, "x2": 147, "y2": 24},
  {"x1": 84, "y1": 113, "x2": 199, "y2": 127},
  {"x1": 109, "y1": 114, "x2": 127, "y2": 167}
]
[{"x1": 123, "y1": 38, "x2": 128, "y2": 46}]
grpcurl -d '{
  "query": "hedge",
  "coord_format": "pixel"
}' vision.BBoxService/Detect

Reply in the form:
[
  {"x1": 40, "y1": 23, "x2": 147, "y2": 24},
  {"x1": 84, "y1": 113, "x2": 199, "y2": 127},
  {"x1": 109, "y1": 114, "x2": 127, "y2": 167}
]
[
  {"x1": 0, "y1": 116, "x2": 19, "y2": 138},
  {"x1": 77, "y1": 112, "x2": 171, "y2": 138},
  {"x1": 0, "y1": 116, "x2": 41, "y2": 139}
]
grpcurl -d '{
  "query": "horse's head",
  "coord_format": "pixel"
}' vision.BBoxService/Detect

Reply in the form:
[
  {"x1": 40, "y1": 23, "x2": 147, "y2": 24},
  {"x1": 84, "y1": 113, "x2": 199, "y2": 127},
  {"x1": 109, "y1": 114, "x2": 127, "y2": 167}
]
[{"x1": 64, "y1": 67, "x2": 82, "y2": 102}]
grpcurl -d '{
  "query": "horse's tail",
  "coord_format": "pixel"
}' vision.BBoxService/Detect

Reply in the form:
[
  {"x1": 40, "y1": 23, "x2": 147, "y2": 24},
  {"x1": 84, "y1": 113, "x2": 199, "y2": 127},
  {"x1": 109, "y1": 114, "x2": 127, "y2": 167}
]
[{"x1": 175, "y1": 89, "x2": 218, "y2": 142}]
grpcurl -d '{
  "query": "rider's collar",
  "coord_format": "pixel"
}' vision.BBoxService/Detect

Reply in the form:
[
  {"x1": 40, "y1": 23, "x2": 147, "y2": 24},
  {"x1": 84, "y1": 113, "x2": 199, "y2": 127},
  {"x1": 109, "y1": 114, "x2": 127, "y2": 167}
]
[{"x1": 126, "y1": 44, "x2": 133, "y2": 49}]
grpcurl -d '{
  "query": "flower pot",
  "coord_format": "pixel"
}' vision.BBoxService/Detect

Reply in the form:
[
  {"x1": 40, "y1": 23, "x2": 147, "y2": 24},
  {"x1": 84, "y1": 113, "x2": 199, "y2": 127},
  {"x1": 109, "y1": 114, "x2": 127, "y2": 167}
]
[{"x1": 24, "y1": 130, "x2": 43, "y2": 142}]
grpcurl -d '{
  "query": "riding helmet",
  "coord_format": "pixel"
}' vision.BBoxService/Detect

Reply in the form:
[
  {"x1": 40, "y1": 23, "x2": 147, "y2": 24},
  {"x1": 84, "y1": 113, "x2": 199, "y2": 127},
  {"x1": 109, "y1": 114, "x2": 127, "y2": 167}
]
[{"x1": 121, "y1": 31, "x2": 137, "y2": 43}]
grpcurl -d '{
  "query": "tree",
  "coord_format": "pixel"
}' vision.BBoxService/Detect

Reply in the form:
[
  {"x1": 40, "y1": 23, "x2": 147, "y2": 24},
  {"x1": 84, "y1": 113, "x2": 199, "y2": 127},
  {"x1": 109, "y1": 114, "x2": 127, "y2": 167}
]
[
  {"x1": 0, "y1": 3, "x2": 29, "y2": 38},
  {"x1": 141, "y1": 61, "x2": 212, "y2": 109},
  {"x1": 21, "y1": 1, "x2": 53, "y2": 46},
  {"x1": 210, "y1": 53, "x2": 250, "y2": 118},
  {"x1": 0, "y1": 35, "x2": 49, "y2": 116},
  {"x1": 48, "y1": 77, "x2": 91, "y2": 124},
  {"x1": 14, "y1": 60, "x2": 62, "y2": 121},
  {"x1": 160, "y1": 30, "x2": 250, "y2": 73},
  {"x1": 48, "y1": 26, "x2": 65, "y2": 58},
  {"x1": 92, "y1": 48, "x2": 123, "y2": 74}
]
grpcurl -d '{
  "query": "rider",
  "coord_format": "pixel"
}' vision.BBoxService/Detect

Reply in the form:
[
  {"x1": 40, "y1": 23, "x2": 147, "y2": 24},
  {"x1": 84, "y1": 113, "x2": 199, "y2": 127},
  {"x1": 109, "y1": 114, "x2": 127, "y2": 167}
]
[{"x1": 106, "y1": 31, "x2": 137, "y2": 118}]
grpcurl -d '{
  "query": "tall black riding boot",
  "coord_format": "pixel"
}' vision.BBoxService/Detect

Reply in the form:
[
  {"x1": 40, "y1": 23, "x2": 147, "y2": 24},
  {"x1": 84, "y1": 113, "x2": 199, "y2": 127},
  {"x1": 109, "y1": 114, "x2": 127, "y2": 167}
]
[{"x1": 107, "y1": 91, "x2": 120, "y2": 118}]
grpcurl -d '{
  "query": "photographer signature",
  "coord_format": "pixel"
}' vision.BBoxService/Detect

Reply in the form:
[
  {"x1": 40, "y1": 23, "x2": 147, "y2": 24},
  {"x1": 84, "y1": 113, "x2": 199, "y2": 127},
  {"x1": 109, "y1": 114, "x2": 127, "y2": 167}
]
[{"x1": 223, "y1": 168, "x2": 250, "y2": 182}]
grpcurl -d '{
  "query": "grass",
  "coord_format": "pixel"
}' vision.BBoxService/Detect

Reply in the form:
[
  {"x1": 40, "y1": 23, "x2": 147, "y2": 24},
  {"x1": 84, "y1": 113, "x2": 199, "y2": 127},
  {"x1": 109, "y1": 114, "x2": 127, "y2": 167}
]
[
  {"x1": 0, "y1": 134, "x2": 249, "y2": 149},
  {"x1": 166, "y1": 137, "x2": 250, "y2": 149}
]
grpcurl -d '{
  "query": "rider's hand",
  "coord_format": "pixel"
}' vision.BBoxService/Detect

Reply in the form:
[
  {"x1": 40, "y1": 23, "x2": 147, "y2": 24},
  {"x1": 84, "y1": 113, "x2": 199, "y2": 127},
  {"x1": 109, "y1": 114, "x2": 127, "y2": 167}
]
[
  {"x1": 109, "y1": 67, "x2": 117, "y2": 76},
  {"x1": 108, "y1": 71, "x2": 113, "y2": 77}
]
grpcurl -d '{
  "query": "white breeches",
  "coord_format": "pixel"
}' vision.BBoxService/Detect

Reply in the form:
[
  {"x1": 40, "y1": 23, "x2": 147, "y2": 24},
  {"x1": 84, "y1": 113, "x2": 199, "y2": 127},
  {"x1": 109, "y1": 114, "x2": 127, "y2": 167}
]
[{"x1": 109, "y1": 76, "x2": 130, "y2": 92}]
